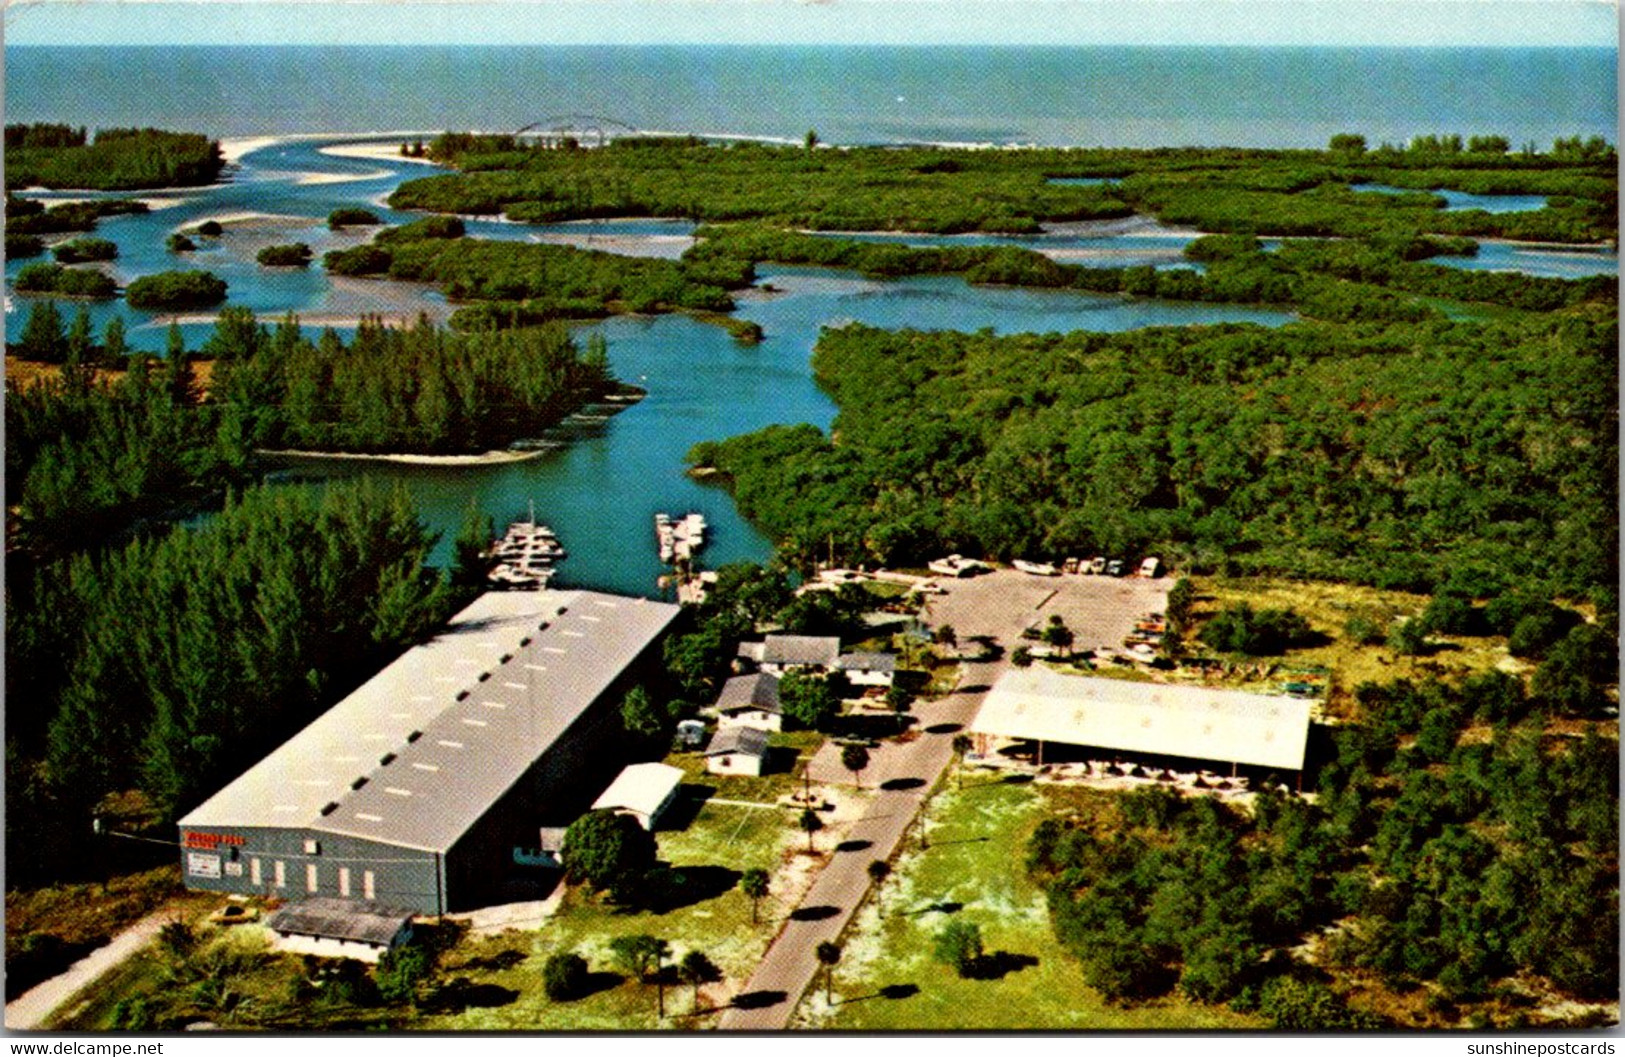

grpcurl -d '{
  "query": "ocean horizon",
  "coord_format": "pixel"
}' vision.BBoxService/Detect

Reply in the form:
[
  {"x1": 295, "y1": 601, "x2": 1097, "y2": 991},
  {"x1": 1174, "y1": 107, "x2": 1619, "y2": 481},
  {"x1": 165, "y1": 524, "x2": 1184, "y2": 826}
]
[{"x1": 6, "y1": 44, "x2": 1615, "y2": 148}]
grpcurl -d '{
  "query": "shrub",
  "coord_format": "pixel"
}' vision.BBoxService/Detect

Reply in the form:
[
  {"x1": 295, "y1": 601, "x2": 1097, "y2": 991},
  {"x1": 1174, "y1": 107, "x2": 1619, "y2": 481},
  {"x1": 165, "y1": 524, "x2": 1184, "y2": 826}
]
[
  {"x1": 1199, "y1": 604, "x2": 1313, "y2": 655},
  {"x1": 6, "y1": 232, "x2": 45, "y2": 258},
  {"x1": 256, "y1": 242, "x2": 313, "y2": 267},
  {"x1": 1508, "y1": 606, "x2": 1580, "y2": 658},
  {"x1": 13, "y1": 262, "x2": 118, "y2": 298},
  {"x1": 376, "y1": 215, "x2": 465, "y2": 243},
  {"x1": 328, "y1": 207, "x2": 382, "y2": 229},
  {"x1": 542, "y1": 951, "x2": 589, "y2": 1001},
  {"x1": 52, "y1": 237, "x2": 118, "y2": 263},
  {"x1": 1420, "y1": 594, "x2": 1479, "y2": 636},
  {"x1": 932, "y1": 919, "x2": 983, "y2": 977},
  {"x1": 125, "y1": 269, "x2": 227, "y2": 309},
  {"x1": 166, "y1": 233, "x2": 196, "y2": 253},
  {"x1": 1344, "y1": 614, "x2": 1385, "y2": 645},
  {"x1": 324, "y1": 244, "x2": 393, "y2": 275},
  {"x1": 192, "y1": 220, "x2": 223, "y2": 236}
]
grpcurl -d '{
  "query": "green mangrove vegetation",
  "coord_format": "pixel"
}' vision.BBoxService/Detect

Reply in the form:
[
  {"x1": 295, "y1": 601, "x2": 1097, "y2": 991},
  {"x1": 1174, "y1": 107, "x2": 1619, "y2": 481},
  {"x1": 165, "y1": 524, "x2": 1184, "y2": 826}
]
[
  {"x1": 389, "y1": 133, "x2": 1615, "y2": 243},
  {"x1": 688, "y1": 311, "x2": 1617, "y2": 598},
  {"x1": 13, "y1": 263, "x2": 119, "y2": 299},
  {"x1": 4, "y1": 124, "x2": 224, "y2": 191},
  {"x1": 124, "y1": 270, "x2": 229, "y2": 310}
]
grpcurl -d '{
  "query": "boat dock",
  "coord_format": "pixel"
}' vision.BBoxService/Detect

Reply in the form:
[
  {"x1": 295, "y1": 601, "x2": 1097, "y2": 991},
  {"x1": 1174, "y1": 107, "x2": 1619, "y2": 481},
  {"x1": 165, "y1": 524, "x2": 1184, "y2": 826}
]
[
  {"x1": 655, "y1": 511, "x2": 707, "y2": 564},
  {"x1": 488, "y1": 505, "x2": 566, "y2": 589}
]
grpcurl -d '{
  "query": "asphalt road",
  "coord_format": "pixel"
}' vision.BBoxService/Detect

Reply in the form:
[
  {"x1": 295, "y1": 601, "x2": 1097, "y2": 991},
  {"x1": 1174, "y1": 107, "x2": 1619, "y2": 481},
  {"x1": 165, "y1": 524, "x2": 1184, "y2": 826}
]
[{"x1": 717, "y1": 657, "x2": 1004, "y2": 1031}]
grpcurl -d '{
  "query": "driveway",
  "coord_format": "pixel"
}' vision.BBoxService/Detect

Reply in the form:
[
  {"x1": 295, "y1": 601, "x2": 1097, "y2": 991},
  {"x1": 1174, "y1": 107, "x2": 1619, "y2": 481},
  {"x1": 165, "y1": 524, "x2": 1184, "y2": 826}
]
[
  {"x1": 717, "y1": 658, "x2": 1003, "y2": 1031},
  {"x1": 5, "y1": 911, "x2": 170, "y2": 1031}
]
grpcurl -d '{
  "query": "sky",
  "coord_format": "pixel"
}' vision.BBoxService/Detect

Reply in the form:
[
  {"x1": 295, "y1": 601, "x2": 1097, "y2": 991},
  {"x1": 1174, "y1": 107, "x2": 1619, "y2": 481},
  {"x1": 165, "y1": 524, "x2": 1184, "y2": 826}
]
[{"x1": 3, "y1": 0, "x2": 1618, "y2": 46}]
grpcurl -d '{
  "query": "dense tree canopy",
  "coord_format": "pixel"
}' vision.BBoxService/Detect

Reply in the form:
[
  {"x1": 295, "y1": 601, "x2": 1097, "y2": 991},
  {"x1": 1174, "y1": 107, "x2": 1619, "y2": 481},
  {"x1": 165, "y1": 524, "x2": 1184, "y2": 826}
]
[
  {"x1": 690, "y1": 312, "x2": 1616, "y2": 598},
  {"x1": 5, "y1": 125, "x2": 224, "y2": 191}
]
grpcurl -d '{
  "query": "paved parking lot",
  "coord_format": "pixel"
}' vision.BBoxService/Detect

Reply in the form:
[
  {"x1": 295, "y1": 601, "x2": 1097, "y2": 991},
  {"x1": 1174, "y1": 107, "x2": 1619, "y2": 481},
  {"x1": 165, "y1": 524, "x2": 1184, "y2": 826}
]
[{"x1": 920, "y1": 568, "x2": 1171, "y2": 655}]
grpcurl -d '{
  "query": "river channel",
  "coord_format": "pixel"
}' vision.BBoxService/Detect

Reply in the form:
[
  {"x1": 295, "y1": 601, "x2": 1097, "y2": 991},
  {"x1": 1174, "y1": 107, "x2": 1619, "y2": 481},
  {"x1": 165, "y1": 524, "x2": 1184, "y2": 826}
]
[{"x1": 12, "y1": 136, "x2": 1599, "y2": 596}]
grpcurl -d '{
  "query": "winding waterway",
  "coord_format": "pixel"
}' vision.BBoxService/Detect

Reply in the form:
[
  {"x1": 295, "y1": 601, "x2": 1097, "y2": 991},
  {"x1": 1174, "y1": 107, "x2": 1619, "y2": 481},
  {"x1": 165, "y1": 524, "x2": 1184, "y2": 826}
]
[{"x1": 3, "y1": 136, "x2": 1607, "y2": 595}]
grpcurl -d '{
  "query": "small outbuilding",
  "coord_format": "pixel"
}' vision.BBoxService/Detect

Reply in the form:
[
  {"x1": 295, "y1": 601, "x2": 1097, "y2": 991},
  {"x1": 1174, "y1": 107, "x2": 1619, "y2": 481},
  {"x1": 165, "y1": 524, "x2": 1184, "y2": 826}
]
[
  {"x1": 703, "y1": 726, "x2": 770, "y2": 777},
  {"x1": 591, "y1": 762, "x2": 685, "y2": 830},
  {"x1": 264, "y1": 897, "x2": 415, "y2": 963},
  {"x1": 712, "y1": 672, "x2": 784, "y2": 731}
]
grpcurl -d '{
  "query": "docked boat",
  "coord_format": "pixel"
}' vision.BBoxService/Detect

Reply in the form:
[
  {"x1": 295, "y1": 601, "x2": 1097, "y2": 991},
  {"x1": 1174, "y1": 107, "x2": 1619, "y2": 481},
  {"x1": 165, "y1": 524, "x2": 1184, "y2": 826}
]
[
  {"x1": 655, "y1": 511, "x2": 707, "y2": 564},
  {"x1": 487, "y1": 503, "x2": 565, "y2": 589}
]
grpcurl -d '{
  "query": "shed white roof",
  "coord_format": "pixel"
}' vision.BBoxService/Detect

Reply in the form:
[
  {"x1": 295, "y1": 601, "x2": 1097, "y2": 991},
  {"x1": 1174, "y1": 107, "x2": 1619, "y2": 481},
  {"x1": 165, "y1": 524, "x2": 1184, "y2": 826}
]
[
  {"x1": 592, "y1": 763, "x2": 684, "y2": 819},
  {"x1": 970, "y1": 666, "x2": 1311, "y2": 771},
  {"x1": 180, "y1": 589, "x2": 680, "y2": 851}
]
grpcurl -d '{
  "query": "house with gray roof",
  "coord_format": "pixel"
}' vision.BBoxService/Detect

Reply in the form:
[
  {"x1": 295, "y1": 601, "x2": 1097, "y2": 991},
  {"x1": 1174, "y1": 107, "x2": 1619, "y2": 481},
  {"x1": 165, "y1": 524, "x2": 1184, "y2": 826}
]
[
  {"x1": 834, "y1": 651, "x2": 897, "y2": 687},
  {"x1": 177, "y1": 589, "x2": 680, "y2": 915},
  {"x1": 703, "y1": 726, "x2": 770, "y2": 777},
  {"x1": 711, "y1": 672, "x2": 784, "y2": 731}
]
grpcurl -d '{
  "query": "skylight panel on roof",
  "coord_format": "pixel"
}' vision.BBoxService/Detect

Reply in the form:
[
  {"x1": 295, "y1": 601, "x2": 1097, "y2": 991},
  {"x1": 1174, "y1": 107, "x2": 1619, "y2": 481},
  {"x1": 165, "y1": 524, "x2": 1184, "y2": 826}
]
[
  {"x1": 437, "y1": 740, "x2": 465, "y2": 749},
  {"x1": 412, "y1": 762, "x2": 439, "y2": 772},
  {"x1": 384, "y1": 787, "x2": 412, "y2": 797},
  {"x1": 356, "y1": 813, "x2": 384, "y2": 823},
  {"x1": 462, "y1": 718, "x2": 488, "y2": 728},
  {"x1": 504, "y1": 681, "x2": 526, "y2": 690}
]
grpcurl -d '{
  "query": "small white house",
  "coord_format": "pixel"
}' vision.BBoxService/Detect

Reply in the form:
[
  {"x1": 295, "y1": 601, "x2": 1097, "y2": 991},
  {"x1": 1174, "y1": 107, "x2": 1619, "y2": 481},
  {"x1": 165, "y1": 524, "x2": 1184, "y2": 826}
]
[
  {"x1": 591, "y1": 762, "x2": 685, "y2": 830},
  {"x1": 835, "y1": 652, "x2": 897, "y2": 688},
  {"x1": 712, "y1": 673, "x2": 784, "y2": 732},
  {"x1": 703, "y1": 726, "x2": 769, "y2": 777}
]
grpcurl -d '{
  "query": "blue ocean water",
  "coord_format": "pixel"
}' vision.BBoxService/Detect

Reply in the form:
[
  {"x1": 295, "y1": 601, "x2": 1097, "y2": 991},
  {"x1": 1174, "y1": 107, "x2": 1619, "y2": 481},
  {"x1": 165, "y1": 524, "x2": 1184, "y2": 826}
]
[{"x1": 6, "y1": 45, "x2": 1616, "y2": 148}]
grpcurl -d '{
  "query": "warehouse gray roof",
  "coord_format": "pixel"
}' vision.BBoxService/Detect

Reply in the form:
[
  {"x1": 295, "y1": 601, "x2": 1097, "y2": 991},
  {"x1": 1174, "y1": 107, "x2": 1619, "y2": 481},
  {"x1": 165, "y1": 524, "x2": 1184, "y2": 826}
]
[
  {"x1": 266, "y1": 897, "x2": 415, "y2": 946},
  {"x1": 715, "y1": 673, "x2": 782, "y2": 714},
  {"x1": 179, "y1": 590, "x2": 680, "y2": 852},
  {"x1": 970, "y1": 666, "x2": 1312, "y2": 772}
]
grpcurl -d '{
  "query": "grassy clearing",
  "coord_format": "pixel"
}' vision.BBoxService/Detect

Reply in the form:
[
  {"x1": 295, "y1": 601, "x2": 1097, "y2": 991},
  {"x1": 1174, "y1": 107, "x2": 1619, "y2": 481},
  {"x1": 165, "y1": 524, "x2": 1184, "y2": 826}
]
[
  {"x1": 420, "y1": 758, "x2": 849, "y2": 1030},
  {"x1": 797, "y1": 777, "x2": 1262, "y2": 1030},
  {"x1": 1191, "y1": 576, "x2": 1518, "y2": 718}
]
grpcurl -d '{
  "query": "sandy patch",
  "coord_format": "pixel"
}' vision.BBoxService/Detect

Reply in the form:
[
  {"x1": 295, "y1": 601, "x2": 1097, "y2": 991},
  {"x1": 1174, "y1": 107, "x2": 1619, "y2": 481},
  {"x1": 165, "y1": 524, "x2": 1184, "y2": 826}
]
[
  {"x1": 178, "y1": 211, "x2": 321, "y2": 232},
  {"x1": 528, "y1": 233, "x2": 695, "y2": 260},
  {"x1": 218, "y1": 136, "x2": 280, "y2": 165},
  {"x1": 257, "y1": 447, "x2": 549, "y2": 466},
  {"x1": 16, "y1": 194, "x2": 193, "y2": 212},
  {"x1": 292, "y1": 169, "x2": 393, "y2": 186},
  {"x1": 320, "y1": 141, "x2": 445, "y2": 167}
]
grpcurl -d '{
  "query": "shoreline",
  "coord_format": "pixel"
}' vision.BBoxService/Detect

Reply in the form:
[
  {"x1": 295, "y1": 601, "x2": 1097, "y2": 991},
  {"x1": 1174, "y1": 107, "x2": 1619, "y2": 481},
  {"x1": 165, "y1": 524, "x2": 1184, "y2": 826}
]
[{"x1": 258, "y1": 447, "x2": 550, "y2": 466}]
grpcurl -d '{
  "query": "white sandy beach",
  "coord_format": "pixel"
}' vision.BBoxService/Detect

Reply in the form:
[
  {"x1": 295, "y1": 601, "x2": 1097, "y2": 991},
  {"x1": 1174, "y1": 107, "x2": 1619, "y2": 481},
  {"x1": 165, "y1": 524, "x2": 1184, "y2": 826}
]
[
  {"x1": 527, "y1": 232, "x2": 695, "y2": 260},
  {"x1": 258, "y1": 447, "x2": 549, "y2": 466},
  {"x1": 294, "y1": 168, "x2": 394, "y2": 185},
  {"x1": 218, "y1": 136, "x2": 280, "y2": 164},
  {"x1": 319, "y1": 141, "x2": 445, "y2": 166},
  {"x1": 176, "y1": 210, "x2": 322, "y2": 231}
]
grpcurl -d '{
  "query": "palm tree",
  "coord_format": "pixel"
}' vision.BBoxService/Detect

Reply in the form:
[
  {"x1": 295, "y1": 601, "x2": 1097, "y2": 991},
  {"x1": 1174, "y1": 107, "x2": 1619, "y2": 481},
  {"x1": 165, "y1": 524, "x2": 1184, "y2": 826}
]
[
  {"x1": 951, "y1": 733, "x2": 973, "y2": 788},
  {"x1": 679, "y1": 949, "x2": 721, "y2": 1013},
  {"x1": 867, "y1": 859, "x2": 891, "y2": 915},
  {"x1": 841, "y1": 743, "x2": 871, "y2": 788},
  {"x1": 798, "y1": 807, "x2": 824, "y2": 853},
  {"x1": 739, "y1": 867, "x2": 770, "y2": 924},
  {"x1": 815, "y1": 940, "x2": 842, "y2": 1004}
]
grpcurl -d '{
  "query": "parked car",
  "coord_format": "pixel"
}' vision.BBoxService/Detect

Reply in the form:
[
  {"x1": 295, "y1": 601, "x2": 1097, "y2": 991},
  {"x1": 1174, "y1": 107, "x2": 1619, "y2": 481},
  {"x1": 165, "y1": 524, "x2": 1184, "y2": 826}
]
[{"x1": 1106, "y1": 559, "x2": 1126, "y2": 576}]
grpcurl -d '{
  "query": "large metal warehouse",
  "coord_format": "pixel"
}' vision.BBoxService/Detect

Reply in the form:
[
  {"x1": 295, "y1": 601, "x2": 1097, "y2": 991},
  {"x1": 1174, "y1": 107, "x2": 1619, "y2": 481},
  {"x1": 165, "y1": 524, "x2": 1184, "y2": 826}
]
[
  {"x1": 177, "y1": 589, "x2": 680, "y2": 914},
  {"x1": 970, "y1": 665, "x2": 1312, "y2": 774}
]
